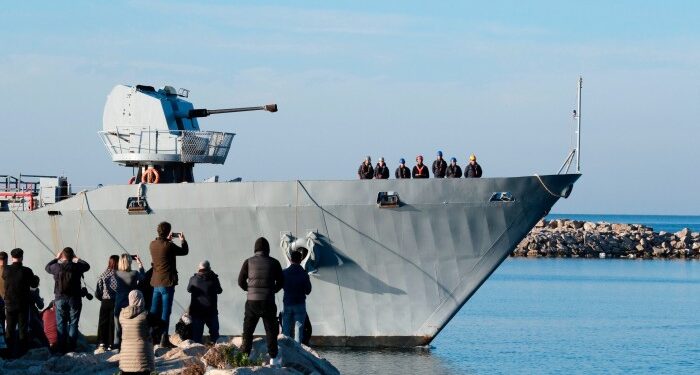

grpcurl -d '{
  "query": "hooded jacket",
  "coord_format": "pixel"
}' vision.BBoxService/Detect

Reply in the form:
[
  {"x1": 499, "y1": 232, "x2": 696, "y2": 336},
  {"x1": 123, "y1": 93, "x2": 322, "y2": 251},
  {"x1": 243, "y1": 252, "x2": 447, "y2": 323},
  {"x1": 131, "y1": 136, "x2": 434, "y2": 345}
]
[
  {"x1": 358, "y1": 163, "x2": 374, "y2": 179},
  {"x1": 238, "y1": 238, "x2": 284, "y2": 302},
  {"x1": 119, "y1": 306, "x2": 155, "y2": 372},
  {"x1": 187, "y1": 269, "x2": 223, "y2": 318}
]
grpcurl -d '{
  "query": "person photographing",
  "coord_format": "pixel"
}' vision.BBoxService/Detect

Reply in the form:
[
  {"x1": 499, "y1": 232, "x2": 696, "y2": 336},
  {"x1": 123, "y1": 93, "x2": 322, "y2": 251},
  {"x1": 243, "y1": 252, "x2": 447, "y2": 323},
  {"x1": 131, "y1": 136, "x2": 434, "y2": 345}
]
[{"x1": 149, "y1": 222, "x2": 188, "y2": 347}]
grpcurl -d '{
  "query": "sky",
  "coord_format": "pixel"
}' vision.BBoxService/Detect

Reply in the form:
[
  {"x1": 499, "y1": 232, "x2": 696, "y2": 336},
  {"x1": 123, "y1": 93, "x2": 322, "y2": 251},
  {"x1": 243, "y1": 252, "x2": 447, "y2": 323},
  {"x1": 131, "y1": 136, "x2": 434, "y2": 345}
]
[{"x1": 0, "y1": 1, "x2": 698, "y2": 215}]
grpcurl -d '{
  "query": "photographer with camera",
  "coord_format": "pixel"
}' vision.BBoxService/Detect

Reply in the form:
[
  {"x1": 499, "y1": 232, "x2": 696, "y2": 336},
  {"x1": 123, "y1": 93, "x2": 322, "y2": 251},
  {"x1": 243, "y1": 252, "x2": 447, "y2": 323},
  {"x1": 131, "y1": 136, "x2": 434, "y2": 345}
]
[
  {"x1": 45, "y1": 247, "x2": 90, "y2": 353},
  {"x1": 149, "y1": 222, "x2": 188, "y2": 347}
]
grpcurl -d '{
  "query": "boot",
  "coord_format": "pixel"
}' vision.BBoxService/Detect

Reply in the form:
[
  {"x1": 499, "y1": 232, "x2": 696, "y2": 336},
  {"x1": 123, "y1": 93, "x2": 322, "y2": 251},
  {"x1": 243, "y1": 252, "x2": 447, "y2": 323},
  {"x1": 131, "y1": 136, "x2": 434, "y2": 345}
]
[{"x1": 159, "y1": 320, "x2": 175, "y2": 348}]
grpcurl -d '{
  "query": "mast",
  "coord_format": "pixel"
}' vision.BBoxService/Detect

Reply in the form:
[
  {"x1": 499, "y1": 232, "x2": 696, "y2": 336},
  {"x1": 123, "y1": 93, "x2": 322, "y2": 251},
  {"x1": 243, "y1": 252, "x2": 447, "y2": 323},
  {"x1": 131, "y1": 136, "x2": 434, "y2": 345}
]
[{"x1": 575, "y1": 76, "x2": 582, "y2": 173}]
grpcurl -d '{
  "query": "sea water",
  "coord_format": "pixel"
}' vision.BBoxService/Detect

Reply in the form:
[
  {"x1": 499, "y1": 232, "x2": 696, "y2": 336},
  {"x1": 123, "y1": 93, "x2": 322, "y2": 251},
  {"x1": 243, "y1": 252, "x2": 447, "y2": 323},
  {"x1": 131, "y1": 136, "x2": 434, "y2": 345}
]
[{"x1": 318, "y1": 215, "x2": 700, "y2": 374}]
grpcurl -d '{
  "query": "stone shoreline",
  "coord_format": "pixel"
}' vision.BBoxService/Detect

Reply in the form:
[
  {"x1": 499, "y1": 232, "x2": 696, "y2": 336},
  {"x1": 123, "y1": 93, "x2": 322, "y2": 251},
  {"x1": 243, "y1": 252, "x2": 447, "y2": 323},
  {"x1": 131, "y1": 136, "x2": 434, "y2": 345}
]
[
  {"x1": 513, "y1": 219, "x2": 700, "y2": 259},
  {"x1": 0, "y1": 335, "x2": 339, "y2": 375}
]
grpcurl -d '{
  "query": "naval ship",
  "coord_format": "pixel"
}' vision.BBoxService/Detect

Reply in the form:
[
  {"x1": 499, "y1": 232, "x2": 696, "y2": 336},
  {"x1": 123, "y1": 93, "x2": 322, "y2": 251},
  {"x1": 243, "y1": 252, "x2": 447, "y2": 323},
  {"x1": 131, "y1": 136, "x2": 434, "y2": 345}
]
[{"x1": 0, "y1": 80, "x2": 583, "y2": 347}]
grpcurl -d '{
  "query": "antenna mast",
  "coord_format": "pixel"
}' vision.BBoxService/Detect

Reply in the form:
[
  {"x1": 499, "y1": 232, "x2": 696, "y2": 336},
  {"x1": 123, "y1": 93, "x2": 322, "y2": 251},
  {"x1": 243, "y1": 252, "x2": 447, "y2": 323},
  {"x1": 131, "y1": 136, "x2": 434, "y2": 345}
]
[
  {"x1": 558, "y1": 76, "x2": 583, "y2": 174},
  {"x1": 575, "y1": 76, "x2": 582, "y2": 173}
]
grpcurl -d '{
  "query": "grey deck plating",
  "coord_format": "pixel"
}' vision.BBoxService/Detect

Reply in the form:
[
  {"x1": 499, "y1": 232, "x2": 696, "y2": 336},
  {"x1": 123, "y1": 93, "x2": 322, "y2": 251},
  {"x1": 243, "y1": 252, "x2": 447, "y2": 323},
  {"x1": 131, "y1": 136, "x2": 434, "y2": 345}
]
[{"x1": 0, "y1": 174, "x2": 579, "y2": 347}]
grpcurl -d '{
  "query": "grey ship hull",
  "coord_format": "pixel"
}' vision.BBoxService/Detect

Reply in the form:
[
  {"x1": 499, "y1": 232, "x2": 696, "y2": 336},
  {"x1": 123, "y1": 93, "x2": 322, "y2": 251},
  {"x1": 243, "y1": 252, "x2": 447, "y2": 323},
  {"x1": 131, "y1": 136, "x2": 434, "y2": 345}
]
[{"x1": 0, "y1": 174, "x2": 579, "y2": 347}]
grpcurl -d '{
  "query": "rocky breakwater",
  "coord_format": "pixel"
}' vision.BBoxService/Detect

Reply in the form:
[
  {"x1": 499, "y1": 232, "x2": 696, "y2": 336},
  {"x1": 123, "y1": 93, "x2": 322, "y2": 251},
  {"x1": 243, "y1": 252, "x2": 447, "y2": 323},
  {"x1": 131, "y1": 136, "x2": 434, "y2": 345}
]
[
  {"x1": 0, "y1": 335, "x2": 339, "y2": 375},
  {"x1": 514, "y1": 219, "x2": 700, "y2": 259}
]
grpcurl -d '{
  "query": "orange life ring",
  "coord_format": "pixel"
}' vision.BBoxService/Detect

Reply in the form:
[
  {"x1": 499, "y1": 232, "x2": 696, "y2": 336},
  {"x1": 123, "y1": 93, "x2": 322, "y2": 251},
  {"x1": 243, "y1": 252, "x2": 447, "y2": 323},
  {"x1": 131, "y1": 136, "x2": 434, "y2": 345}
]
[
  {"x1": 141, "y1": 168, "x2": 160, "y2": 184},
  {"x1": 128, "y1": 176, "x2": 136, "y2": 185}
]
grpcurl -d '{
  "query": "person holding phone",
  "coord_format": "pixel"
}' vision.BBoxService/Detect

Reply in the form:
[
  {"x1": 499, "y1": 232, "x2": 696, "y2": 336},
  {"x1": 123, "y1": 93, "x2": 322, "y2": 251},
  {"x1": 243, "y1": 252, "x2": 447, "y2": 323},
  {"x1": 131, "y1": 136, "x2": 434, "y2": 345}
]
[
  {"x1": 149, "y1": 221, "x2": 188, "y2": 347},
  {"x1": 113, "y1": 253, "x2": 145, "y2": 350}
]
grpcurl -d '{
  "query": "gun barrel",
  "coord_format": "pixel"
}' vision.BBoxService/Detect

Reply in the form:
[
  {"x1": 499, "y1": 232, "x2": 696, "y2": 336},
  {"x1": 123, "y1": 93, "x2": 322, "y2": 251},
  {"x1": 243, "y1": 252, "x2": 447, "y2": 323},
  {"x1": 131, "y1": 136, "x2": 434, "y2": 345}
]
[{"x1": 187, "y1": 104, "x2": 277, "y2": 118}]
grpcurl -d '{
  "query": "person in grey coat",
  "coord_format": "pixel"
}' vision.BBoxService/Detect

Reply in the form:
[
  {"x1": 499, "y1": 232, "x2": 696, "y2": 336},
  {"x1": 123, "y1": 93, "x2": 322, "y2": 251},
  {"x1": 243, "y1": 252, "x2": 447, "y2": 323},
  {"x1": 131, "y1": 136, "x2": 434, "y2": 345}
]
[{"x1": 113, "y1": 253, "x2": 145, "y2": 350}]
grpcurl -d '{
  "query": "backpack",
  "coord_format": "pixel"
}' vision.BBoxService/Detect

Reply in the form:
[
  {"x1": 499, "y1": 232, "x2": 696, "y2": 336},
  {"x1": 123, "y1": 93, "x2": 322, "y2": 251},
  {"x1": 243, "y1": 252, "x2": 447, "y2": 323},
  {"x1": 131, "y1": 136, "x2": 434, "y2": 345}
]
[{"x1": 57, "y1": 264, "x2": 76, "y2": 296}]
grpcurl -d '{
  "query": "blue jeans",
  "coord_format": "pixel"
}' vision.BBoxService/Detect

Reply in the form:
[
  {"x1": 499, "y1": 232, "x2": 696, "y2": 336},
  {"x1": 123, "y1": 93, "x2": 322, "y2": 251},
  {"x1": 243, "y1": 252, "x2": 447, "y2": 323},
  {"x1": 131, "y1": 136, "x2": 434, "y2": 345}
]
[
  {"x1": 191, "y1": 314, "x2": 220, "y2": 344},
  {"x1": 282, "y1": 304, "x2": 306, "y2": 344},
  {"x1": 55, "y1": 297, "x2": 82, "y2": 352},
  {"x1": 150, "y1": 286, "x2": 175, "y2": 333}
]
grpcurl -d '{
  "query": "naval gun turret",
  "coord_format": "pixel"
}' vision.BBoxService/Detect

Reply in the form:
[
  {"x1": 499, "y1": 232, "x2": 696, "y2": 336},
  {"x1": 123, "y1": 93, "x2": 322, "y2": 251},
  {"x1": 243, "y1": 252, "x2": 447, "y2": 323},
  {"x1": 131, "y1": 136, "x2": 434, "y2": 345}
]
[{"x1": 98, "y1": 85, "x2": 276, "y2": 184}]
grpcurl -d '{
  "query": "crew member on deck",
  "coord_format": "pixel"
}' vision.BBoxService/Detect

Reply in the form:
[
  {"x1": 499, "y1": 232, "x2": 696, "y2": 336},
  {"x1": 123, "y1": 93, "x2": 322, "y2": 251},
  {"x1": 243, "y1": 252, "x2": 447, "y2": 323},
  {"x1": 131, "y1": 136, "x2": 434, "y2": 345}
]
[
  {"x1": 446, "y1": 157, "x2": 462, "y2": 178},
  {"x1": 357, "y1": 156, "x2": 374, "y2": 179},
  {"x1": 395, "y1": 159, "x2": 411, "y2": 179},
  {"x1": 432, "y1": 151, "x2": 447, "y2": 178},
  {"x1": 465, "y1": 154, "x2": 483, "y2": 178},
  {"x1": 412, "y1": 155, "x2": 429, "y2": 179},
  {"x1": 374, "y1": 157, "x2": 389, "y2": 179}
]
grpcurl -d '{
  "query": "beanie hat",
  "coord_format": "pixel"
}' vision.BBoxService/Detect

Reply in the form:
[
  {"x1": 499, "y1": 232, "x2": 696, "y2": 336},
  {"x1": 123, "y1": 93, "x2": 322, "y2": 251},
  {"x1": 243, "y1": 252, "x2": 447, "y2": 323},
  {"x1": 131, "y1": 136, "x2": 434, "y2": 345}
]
[
  {"x1": 451, "y1": 157, "x2": 457, "y2": 162},
  {"x1": 198, "y1": 260, "x2": 210, "y2": 270},
  {"x1": 254, "y1": 237, "x2": 270, "y2": 254},
  {"x1": 400, "y1": 158, "x2": 405, "y2": 164},
  {"x1": 437, "y1": 151, "x2": 443, "y2": 157}
]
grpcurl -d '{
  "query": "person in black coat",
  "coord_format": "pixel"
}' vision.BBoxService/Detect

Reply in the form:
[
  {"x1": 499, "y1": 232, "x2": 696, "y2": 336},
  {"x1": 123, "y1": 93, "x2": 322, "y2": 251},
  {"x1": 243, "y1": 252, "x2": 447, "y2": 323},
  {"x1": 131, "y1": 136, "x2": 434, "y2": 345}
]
[
  {"x1": 465, "y1": 154, "x2": 483, "y2": 178},
  {"x1": 45, "y1": 247, "x2": 91, "y2": 353},
  {"x1": 3, "y1": 248, "x2": 40, "y2": 358},
  {"x1": 412, "y1": 155, "x2": 430, "y2": 178},
  {"x1": 187, "y1": 260, "x2": 223, "y2": 344},
  {"x1": 282, "y1": 250, "x2": 312, "y2": 344},
  {"x1": 395, "y1": 158, "x2": 411, "y2": 179},
  {"x1": 432, "y1": 151, "x2": 447, "y2": 178},
  {"x1": 357, "y1": 156, "x2": 374, "y2": 179},
  {"x1": 238, "y1": 237, "x2": 284, "y2": 365},
  {"x1": 374, "y1": 157, "x2": 390, "y2": 179},
  {"x1": 446, "y1": 157, "x2": 463, "y2": 178}
]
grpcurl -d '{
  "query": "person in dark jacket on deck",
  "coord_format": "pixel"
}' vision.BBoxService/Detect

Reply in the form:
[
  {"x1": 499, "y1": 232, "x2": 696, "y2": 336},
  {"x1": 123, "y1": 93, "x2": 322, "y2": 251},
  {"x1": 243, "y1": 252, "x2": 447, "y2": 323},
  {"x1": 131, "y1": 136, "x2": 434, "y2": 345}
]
[
  {"x1": 149, "y1": 221, "x2": 188, "y2": 347},
  {"x1": 374, "y1": 157, "x2": 390, "y2": 179},
  {"x1": 282, "y1": 250, "x2": 312, "y2": 344},
  {"x1": 395, "y1": 158, "x2": 411, "y2": 179},
  {"x1": 465, "y1": 154, "x2": 483, "y2": 178},
  {"x1": 238, "y1": 237, "x2": 284, "y2": 366},
  {"x1": 4, "y1": 248, "x2": 40, "y2": 358},
  {"x1": 187, "y1": 260, "x2": 223, "y2": 344},
  {"x1": 446, "y1": 157, "x2": 462, "y2": 178},
  {"x1": 45, "y1": 247, "x2": 90, "y2": 353},
  {"x1": 432, "y1": 151, "x2": 447, "y2": 178},
  {"x1": 358, "y1": 156, "x2": 374, "y2": 179},
  {"x1": 412, "y1": 155, "x2": 430, "y2": 178}
]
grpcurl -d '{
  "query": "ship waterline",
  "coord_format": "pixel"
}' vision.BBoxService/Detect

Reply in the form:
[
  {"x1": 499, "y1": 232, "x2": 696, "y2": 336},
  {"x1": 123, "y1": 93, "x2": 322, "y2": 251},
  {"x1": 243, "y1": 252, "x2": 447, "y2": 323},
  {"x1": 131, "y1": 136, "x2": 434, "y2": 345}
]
[{"x1": 0, "y1": 174, "x2": 579, "y2": 347}]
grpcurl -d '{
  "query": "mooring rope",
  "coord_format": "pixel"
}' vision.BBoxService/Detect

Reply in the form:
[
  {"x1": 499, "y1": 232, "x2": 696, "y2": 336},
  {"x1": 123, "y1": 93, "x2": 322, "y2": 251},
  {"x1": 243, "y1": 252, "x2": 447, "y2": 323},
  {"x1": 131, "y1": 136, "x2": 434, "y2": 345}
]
[{"x1": 534, "y1": 174, "x2": 568, "y2": 198}]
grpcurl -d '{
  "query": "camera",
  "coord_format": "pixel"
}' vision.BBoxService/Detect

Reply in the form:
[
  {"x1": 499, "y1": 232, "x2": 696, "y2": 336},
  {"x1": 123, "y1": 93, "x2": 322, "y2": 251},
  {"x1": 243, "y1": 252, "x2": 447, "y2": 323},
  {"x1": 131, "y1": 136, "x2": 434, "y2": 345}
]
[
  {"x1": 131, "y1": 254, "x2": 138, "y2": 260},
  {"x1": 81, "y1": 286, "x2": 94, "y2": 301},
  {"x1": 171, "y1": 232, "x2": 182, "y2": 238}
]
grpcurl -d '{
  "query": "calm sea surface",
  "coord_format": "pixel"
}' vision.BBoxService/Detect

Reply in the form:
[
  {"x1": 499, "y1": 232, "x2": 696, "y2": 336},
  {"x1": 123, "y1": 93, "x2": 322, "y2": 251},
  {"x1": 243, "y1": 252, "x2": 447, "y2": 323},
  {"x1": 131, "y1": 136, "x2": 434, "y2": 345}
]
[{"x1": 318, "y1": 215, "x2": 700, "y2": 374}]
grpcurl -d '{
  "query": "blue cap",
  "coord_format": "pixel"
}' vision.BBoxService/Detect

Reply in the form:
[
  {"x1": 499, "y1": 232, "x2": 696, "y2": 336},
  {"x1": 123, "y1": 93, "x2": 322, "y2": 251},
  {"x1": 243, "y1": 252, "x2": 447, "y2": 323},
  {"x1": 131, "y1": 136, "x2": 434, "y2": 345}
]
[
  {"x1": 437, "y1": 150, "x2": 443, "y2": 157},
  {"x1": 400, "y1": 158, "x2": 405, "y2": 164},
  {"x1": 451, "y1": 157, "x2": 456, "y2": 162}
]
